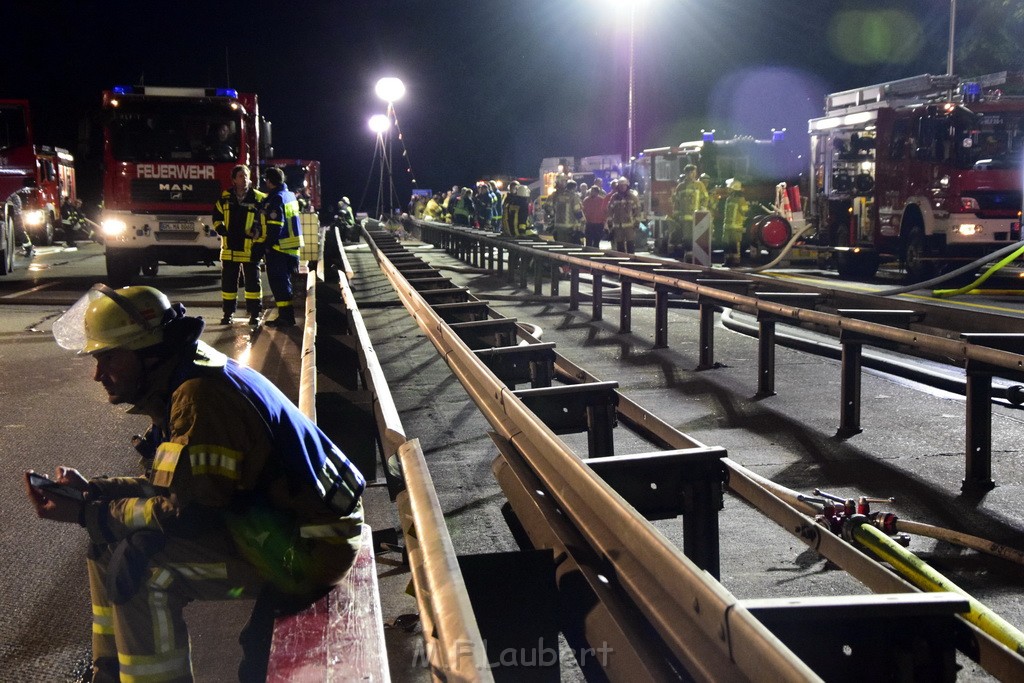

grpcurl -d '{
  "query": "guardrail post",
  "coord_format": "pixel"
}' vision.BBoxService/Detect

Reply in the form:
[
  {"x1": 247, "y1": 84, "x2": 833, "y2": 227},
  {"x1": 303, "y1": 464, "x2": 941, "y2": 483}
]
[
  {"x1": 533, "y1": 256, "x2": 544, "y2": 295},
  {"x1": 754, "y1": 293, "x2": 823, "y2": 398},
  {"x1": 654, "y1": 284, "x2": 670, "y2": 349},
  {"x1": 619, "y1": 279, "x2": 632, "y2": 334},
  {"x1": 838, "y1": 338, "x2": 863, "y2": 437},
  {"x1": 569, "y1": 269, "x2": 580, "y2": 311},
  {"x1": 695, "y1": 279, "x2": 753, "y2": 371},
  {"x1": 550, "y1": 262, "x2": 560, "y2": 297},
  {"x1": 959, "y1": 333, "x2": 1024, "y2": 491},
  {"x1": 591, "y1": 271, "x2": 604, "y2": 321}
]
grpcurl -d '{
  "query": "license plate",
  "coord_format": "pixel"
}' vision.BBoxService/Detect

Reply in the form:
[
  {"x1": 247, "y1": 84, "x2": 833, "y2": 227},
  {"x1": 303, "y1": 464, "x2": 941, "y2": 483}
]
[{"x1": 159, "y1": 221, "x2": 195, "y2": 232}]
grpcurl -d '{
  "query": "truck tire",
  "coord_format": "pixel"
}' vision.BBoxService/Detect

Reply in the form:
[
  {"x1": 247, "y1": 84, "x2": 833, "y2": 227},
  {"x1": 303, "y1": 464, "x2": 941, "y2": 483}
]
[
  {"x1": 32, "y1": 213, "x2": 55, "y2": 246},
  {"x1": 0, "y1": 220, "x2": 13, "y2": 275},
  {"x1": 106, "y1": 250, "x2": 138, "y2": 287},
  {"x1": 903, "y1": 226, "x2": 934, "y2": 283}
]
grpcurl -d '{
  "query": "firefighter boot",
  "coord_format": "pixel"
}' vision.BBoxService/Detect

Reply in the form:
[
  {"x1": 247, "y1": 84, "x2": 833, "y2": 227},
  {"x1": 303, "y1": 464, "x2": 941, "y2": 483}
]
[
  {"x1": 220, "y1": 309, "x2": 234, "y2": 325},
  {"x1": 246, "y1": 302, "x2": 262, "y2": 327},
  {"x1": 266, "y1": 305, "x2": 296, "y2": 328}
]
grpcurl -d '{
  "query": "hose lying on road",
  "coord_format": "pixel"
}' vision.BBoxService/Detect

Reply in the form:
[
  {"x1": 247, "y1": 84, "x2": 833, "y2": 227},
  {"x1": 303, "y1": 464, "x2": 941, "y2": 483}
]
[
  {"x1": 851, "y1": 522, "x2": 1024, "y2": 656},
  {"x1": 735, "y1": 221, "x2": 816, "y2": 274},
  {"x1": 932, "y1": 242, "x2": 1024, "y2": 298},
  {"x1": 875, "y1": 239, "x2": 1024, "y2": 297},
  {"x1": 739, "y1": 468, "x2": 1024, "y2": 567}
]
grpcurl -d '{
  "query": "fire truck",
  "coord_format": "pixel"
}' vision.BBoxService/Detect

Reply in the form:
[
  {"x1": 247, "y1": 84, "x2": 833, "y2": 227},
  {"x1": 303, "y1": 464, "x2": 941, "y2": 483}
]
[
  {"x1": 807, "y1": 72, "x2": 1024, "y2": 280},
  {"x1": 268, "y1": 158, "x2": 321, "y2": 211},
  {"x1": 0, "y1": 100, "x2": 77, "y2": 272},
  {"x1": 98, "y1": 85, "x2": 272, "y2": 285},
  {"x1": 631, "y1": 131, "x2": 804, "y2": 256}
]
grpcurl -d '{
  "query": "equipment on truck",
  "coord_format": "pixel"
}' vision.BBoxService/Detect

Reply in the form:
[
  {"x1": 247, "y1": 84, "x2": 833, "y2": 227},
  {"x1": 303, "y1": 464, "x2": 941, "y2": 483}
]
[
  {"x1": 631, "y1": 130, "x2": 803, "y2": 258},
  {"x1": 0, "y1": 100, "x2": 78, "y2": 268},
  {"x1": 98, "y1": 85, "x2": 273, "y2": 285},
  {"x1": 267, "y1": 158, "x2": 322, "y2": 264},
  {"x1": 807, "y1": 72, "x2": 1024, "y2": 281}
]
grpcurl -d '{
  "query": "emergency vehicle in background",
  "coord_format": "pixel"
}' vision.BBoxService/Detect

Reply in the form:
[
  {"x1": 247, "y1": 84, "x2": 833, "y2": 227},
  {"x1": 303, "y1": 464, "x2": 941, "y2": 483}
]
[
  {"x1": 98, "y1": 85, "x2": 272, "y2": 285},
  {"x1": 268, "y1": 158, "x2": 321, "y2": 211},
  {"x1": 631, "y1": 131, "x2": 804, "y2": 256},
  {"x1": 0, "y1": 99, "x2": 78, "y2": 273},
  {"x1": 807, "y1": 72, "x2": 1024, "y2": 280}
]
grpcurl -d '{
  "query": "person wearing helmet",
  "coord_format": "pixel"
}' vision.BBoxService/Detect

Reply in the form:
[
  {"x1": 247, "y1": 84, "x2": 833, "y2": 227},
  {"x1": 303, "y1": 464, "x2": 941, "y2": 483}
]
[
  {"x1": 722, "y1": 178, "x2": 749, "y2": 266},
  {"x1": 29, "y1": 284, "x2": 366, "y2": 683},
  {"x1": 545, "y1": 177, "x2": 584, "y2": 244},
  {"x1": 452, "y1": 187, "x2": 475, "y2": 226},
  {"x1": 668, "y1": 164, "x2": 709, "y2": 258},
  {"x1": 605, "y1": 177, "x2": 641, "y2": 253},
  {"x1": 502, "y1": 183, "x2": 532, "y2": 237},
  {"x1": 335, "y1": 195, "x2": 356, "y2": 242}
]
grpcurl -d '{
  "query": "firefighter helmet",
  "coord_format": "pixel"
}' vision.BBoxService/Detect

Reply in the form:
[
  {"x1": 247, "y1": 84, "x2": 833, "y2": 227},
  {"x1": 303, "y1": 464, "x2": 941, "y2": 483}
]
[
  {"x1": 516, "y1": 185, "x2": 531, "y2": 198},
  {"x1": 683, "y1": 164, "x2": 697, "y2": 175},
  {"x1": 54, "y1": 284, "x2": 172, "y2": 355},
  {"x1": 729, "y1": 179, "x2": 744, "y2": 192},
  {"x1": 616, "y1": 177, "x2": 629, "y2": 187}
]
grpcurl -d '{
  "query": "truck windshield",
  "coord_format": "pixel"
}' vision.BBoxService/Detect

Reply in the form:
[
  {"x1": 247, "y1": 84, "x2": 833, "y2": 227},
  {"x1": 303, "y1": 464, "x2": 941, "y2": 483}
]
[
  {"x1": 957, "y1": 110, "x2": 1024, "y2": 170},
  {"x1": 108, "y1": 99, "x2": 241, "y2": 163},
  {"x1": 0, "y1": 103, "x2": 29, "y2": 154}
]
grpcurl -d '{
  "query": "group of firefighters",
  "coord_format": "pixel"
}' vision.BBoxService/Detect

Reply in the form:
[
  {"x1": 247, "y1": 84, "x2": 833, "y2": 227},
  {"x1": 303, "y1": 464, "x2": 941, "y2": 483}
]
[{"x1": 409, "y1": 168, "x2": 751, "y2": 261}]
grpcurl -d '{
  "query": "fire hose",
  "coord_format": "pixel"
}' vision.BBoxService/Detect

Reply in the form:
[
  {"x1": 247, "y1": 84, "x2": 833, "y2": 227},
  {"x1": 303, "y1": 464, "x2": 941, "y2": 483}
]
[
  {"x1": 874, "y1": 238, "x2": 1024, "y2": 297},
  {"x1": 736, "y1": 468, "x2": 1024, "y2": 654}
]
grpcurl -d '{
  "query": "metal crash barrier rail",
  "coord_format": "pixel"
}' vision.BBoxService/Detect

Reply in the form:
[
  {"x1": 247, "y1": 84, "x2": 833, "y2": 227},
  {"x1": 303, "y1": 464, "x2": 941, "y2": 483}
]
[
  {"x1": 413, "y1": 219, "x2": 1024, "y2": 492},
  {"x1": 369, "y1": 222, "x2": 1024, "y2": 681},
  {"x1": 362, "y1": 221, "x2": 821, "y2": 681}
]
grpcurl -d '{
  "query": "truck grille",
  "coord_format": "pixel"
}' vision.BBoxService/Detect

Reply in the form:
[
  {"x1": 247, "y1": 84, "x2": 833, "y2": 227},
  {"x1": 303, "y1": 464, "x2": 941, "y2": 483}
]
[
  {"x1": 971, "y1": 190, "x2": 1022, "y2": 217},
  {"x1": 131, "y1": 179, "x2": 222, "y2": 204}
]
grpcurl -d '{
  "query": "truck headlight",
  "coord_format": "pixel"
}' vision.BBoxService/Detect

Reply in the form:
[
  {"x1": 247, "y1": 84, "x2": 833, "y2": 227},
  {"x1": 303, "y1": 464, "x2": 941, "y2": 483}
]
[
  {"x1": 101, "y1": 218, "x2": 128, "y2": 237},
  {"x1": 23, "y1": 209, "x2": 45, "y2": 227}
]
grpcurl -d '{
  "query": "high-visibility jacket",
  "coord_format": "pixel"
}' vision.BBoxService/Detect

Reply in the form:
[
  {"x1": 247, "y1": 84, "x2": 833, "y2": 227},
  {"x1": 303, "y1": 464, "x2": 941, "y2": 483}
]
[
  {"x1": 606, "y1": 189, "x2": 642, "y2": 228},
  {"x1": 453, "y1": 194, "x2": 474, "y2": 225},
  {"x1": 424, "y1": 198, "x2": 443, "y2": 220},
  {"x1": 545, "y1": 188, "x2": 583, "y2": 229},
  {"x1": 81, "y1": 340, "x2": 365, "y2": 551},
  {"x1": 213, "y1": 186, "x2": 266, "y2": 262},
  {"x1": 502, "y1": 194, "x2": 530, "y2": 236},
  {"x1": 723, "y1": 192, "x2": 749, "y2": 232},
  {"x1": 672, "y1": 179, "x2": 709, "y2": 221},
  {"x1": 259, "y1": 184, "x2": 303, "y2": 257}
]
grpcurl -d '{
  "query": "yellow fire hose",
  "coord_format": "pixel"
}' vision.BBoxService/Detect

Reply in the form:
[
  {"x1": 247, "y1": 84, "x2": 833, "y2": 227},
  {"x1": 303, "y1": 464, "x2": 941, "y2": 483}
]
[
  {"x1": 851, "y1": 521, "x2": 1024, "y2": 655},
  {"x1": 932, "y1": 242, "x2": 1024, "y2": 298}
]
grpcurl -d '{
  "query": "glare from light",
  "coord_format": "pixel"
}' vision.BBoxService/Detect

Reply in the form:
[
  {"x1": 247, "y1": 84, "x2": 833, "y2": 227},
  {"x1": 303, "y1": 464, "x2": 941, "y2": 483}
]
[
  {"x1": 101, "y1": 218, "x2": 128, "y2": 237},
  {"x1": 375, "y1": 77, "x2": 406, "y2": 103},
  {"x1": 23, "y1": 209, "x2": 45, "y2": 227},
  {"x1": 368, "y1": 114, "x2": 390, "y2": 134}
]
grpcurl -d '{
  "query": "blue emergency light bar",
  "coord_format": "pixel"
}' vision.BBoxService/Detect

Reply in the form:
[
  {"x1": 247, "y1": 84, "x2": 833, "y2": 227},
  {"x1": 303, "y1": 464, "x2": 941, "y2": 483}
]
[
  {"x1": 110, "y1": 86, "x2": 238, "y2": 99},
  {"x1": 772, "y1": 128, "x2": 786, "y2": 142},
  {"x1": 702, "y1": 129, "x2": 715, "y2": 142}
]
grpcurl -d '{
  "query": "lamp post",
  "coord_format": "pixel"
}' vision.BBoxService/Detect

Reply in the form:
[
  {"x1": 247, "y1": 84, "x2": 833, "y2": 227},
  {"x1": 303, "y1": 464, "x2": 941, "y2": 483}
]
[
  {"x1": 373, "y1": 77, "x2": 405, "y2": 220},
  {"x1": 627, "y1": 1, "x2": 636, "y2": 162},
  {"x1": 946, "y1": 0, "x2": 956, "y2": 76}
]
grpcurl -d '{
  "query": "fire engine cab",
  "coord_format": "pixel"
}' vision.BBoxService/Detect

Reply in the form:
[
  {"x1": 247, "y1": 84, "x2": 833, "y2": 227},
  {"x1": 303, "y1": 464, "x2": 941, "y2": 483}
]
[
  {"x1": 808, "y1": 72, "x2": 1024, "y2": 280},
  {"x1": 98, "y1": 85, "x2": 272, "y2": 285}
]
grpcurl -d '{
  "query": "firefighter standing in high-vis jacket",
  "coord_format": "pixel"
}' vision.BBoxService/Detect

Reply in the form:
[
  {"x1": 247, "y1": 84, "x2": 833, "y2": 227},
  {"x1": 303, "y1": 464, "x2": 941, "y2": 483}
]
[
  {"x1": 258, "y1": 166, "x2": 304, "y2": 328},
  {"x1": 213, "y1": 165, "x2": 266, "y2": 326},
  {"x1": 27, "y1": 284, "x2": 365, "y2": 683}
]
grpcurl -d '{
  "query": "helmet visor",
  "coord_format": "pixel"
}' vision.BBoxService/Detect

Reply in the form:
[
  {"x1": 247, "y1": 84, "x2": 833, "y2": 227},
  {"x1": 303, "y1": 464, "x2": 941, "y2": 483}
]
[{"x1": 53, "y1": 287, "x2": 96, "y2": 352}]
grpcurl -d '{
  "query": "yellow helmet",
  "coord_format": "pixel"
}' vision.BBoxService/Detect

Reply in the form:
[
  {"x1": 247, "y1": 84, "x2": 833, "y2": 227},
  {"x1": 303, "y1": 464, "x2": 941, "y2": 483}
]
[{"x1": 54, "y1": 284, "x2": 171, "y2": 354}]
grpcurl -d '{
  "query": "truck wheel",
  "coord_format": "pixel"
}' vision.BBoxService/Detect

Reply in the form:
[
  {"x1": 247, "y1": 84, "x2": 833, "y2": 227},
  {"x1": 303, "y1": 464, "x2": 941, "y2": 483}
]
[
  {"x1": 0, "y1": 221, "x2": 13, "y2": 275},
  {"x1": 903, "y1": 227, "x2": 934, "y2": 283},
  {"x1": 106, "y1": 250, "x2": 138, "y2": 287},
  {"x1": 33, "y1": 214, "x2": 55, "y2": 246}
]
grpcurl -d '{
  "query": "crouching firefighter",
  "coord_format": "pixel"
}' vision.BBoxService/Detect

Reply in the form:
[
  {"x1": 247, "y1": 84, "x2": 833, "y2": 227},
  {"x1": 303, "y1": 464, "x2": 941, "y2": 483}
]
[{"x1": 27, "y1": 284, "x2": 366, "y2": 683}]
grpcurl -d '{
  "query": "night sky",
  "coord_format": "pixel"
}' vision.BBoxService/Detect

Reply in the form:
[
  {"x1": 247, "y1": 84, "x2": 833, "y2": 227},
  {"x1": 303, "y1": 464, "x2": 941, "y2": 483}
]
[{"x1": 0, "y1": 1, "x2": 981, "y2": 213}]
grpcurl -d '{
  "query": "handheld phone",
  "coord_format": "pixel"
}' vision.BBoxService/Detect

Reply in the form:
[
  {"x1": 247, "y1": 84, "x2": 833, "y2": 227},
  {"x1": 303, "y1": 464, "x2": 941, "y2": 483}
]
[{"x1": 28, "y1": 472, "x2": 85, "y2": 502}]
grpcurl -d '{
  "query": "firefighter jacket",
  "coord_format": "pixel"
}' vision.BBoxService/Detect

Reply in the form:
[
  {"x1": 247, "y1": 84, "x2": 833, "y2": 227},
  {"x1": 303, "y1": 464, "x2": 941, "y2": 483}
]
[
  {"x1": 452, "y1": 193, "x2": 474, "y2": 225},
  {"x1": 61, "y1": 199, "x2": 83, "y2": 230},
  {"x1": 606, "y1": 189, "x2": 642, "y2": 229},
  {"x1": 423, "y1": 198, "x2": 443, "y2": 221},
  {"x1": 671, "y1": 179, "x2": 709, "y2": 221},
  {"x1": 502, "y1": 194, "x2": 530, "y2": 236},
  {"x1": 213, "y1": 186, "x2": 267, "y2": 262},
  {"x1": 545, "y1": 188, "x2": 583, "y2": 229},
  {"x1": 259, "y1": 184, "x2": 303, "y2": 257},
  {"x1": 80, "y1": 341, "x2": 366, "y2": 568},
  {"x1": 723, "y1": 192, "x2": 749, "y2": 232}
]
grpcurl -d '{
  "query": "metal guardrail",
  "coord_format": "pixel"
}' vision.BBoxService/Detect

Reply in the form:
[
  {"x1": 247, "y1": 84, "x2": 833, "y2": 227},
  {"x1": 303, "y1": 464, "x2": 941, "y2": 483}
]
[
  {"x1": 318, "y1": 254, "x2": 492, "y2": 682},
  {"x1": 362, "y1": 223, "x2": 821, "y2": 681},
  {"x1": 414, "y1": 220, "x2": 1024, "y2": 491}
]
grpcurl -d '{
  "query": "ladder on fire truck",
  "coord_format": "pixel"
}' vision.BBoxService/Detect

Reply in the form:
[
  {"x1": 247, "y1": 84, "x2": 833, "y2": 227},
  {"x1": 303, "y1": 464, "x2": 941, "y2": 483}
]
[{"x1": 825, "y1": 71, "x2": 1020, "y2": 115}]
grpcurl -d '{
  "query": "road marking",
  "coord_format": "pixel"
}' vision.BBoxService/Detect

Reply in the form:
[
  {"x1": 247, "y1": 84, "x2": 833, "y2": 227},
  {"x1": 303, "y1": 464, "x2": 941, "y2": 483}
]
[{"x1": 1, "y1": 281, "x2": 61, "y2": 299}]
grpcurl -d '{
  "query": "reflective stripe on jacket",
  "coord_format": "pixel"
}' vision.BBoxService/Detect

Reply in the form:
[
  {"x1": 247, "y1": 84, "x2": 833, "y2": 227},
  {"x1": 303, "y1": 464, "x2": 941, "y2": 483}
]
[
  {"x1": 261, "y1": 185, "x2": 303, "y2": 257},
  {"x1": 213, "y1": 187, "x2": 266, "y2": 261}
]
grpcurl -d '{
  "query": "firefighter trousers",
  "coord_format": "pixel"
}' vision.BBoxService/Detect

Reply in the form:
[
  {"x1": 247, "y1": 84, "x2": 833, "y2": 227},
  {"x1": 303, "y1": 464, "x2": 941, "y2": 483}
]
[
  {"x1": 220, "y1": 260, "x2": 262, "y2": 316},
  {"x1": 265, "y1": 251, "x2": 298, "y2": 311}
]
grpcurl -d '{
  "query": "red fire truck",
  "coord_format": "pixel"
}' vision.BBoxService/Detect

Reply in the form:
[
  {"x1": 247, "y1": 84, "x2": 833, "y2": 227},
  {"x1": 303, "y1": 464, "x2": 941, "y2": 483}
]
[
  {"x1": 632, "y1": 131, "x2": 804, "y2": 255},
  {"x1": 98, "y1": 85, "x2": 272, "y2": 284},
  {"x1": 0, "y1": 100, "x2": 77, "y2": 272},
  {"x1": 268, "y1": 158, "x2": 321, "y2": 212},
  {"x1": 807, "y1": 72, "x2": 1024, "y2": 280}
]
